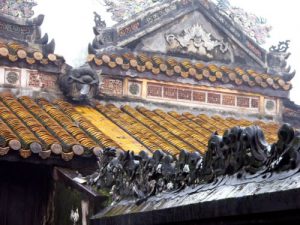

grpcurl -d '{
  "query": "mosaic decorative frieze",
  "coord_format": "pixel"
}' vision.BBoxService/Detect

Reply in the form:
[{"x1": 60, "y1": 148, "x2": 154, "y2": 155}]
[
  {"x1": 251, "y1": 98, "x2": 259, "y2": 108},
  {"x1": 0, "y1": 21, "x2": 33, "y2": 40},
  {"x1": 163, "y1": 86, "x2": 177, "y2": 99},
  {"x1": 0, "y1": 0, "x2": 36, "y2": 18},
  {"x1": 165, "y1": 24, "x2": 228, "y2": 58},
  {"x1": 207, "y1": 92, "x2": 221, "y2": 104},
  {"x1": 193, "y1": 91, "x2": 206, "y2": 102},
  {"x1": 4, "y1": 68, "x2": 21, "y2": 87},
  {"x1": 178, "y1": 89, "x2": 192, "y2": 101},
  {"x1": 118, "y1": 21, "x2": 141, "y2": 37},
  {"x1": 100, "y1": 78, "x2": 123, "y2": 97},
  {"x1": 237, "y1": 96, "x2": 250, "y2": 108},
  {"x1": 147, "y1": 84, "x2": 163, "y2": 97},
  {"x1": 245, "y1": 40, "x2": 263, "y2": 59},
  {"x1": 27, "y1": 71, "x2": 57, "y2": 90},
  {"x1": 200, "y1": 0, "x2": 267, "y2": 61},
  {"x1": 216, "y1": 0, "x2": 271, "y2": 45},
  {"x1": 146, "y1": 83, "x2": 260, "y2": 111},
  {"x1": 103, "y1": 0, "x2": 170, "y2": 22},
  {"x1": 144, "y1": 3, "x2": 177, "y2": 25},
  {"x1": 222, "y1": 94, "x2": 235, "y2": 106}
]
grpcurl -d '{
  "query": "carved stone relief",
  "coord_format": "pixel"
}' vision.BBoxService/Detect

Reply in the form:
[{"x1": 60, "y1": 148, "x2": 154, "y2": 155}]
[{"x1": 165, "y1": 24, "x2": 229, "y2": 58}]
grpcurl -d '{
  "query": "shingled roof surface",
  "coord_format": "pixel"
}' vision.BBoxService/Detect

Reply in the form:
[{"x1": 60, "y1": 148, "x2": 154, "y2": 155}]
[
  {"x1": 0, "y1": 92, "x2": 278, "y2": 161},
  {"x1": 88, "y1": 53, "x2": 292, "y2": 91}
]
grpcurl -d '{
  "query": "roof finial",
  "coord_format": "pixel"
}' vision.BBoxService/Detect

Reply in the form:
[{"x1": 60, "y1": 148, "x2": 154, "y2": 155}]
[
  {"x1": 269, "y1": 40, "x2": 290, "y2": 53},
  {"x1": 94, "y1": 11, "x2": 106, "y2": 29}
]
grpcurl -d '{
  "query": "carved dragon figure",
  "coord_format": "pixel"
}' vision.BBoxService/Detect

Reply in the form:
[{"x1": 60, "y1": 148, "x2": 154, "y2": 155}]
[
  {"x1": 268, "y1": 40, "x2": 296, "y2": 82},
  {"x1": 165, "y1": 24, "x2": 228, "y2": 58},
  {"x1": 59, "y1": 64, "x2": 99, "y2": 101}
]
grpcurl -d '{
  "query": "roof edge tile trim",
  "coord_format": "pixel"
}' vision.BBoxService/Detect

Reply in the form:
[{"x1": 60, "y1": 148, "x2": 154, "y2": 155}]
[
  {"x1": 88, "y1": 53, "x2": 291, "y2": 91},
  {"x1": 84, "y1": 123, "x2": 298, "y2": 204}
]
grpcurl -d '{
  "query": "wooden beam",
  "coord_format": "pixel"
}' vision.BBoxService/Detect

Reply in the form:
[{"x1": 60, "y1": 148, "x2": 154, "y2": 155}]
[{"x1": 54, "y1": 167, "x2": 107, "y2": 202}]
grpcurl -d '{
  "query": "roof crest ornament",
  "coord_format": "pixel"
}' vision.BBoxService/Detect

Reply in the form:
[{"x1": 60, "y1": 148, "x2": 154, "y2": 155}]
[
  {"x1": 267, "y1": 40, "x2": 295, "y2": 81},
  {"x1": 216, "y1": 0, "x2": 272, "y2": 45},
  {"x1": 81, "y1": 124, "x2": 300, "y2": 204},
  {"x1": 101, "y1": 0, "x2": 168, "y2": 22},
  {"x1": 269, "y1": 40, "x2": 290, "y2": 53},
  {"x1": 94, "y1": 11, "x2": 106, "y2": 29},
  {"x1": 0, "y1": 0, "x2": 37, "y2": 18}
]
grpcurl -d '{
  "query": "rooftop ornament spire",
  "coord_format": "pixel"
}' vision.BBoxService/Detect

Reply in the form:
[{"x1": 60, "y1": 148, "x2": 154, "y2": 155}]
[
  {"x1": 0, "y1": 0, "x2": 37, "y2": 18},
  {"x1": 216, "y1": 0, "x2": 272, "y2": 45}
]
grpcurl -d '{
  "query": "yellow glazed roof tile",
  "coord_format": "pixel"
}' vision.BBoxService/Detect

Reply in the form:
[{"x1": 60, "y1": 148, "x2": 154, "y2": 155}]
[{"x1": 76, "y1": 106, "x2": 147, "y2": 154}]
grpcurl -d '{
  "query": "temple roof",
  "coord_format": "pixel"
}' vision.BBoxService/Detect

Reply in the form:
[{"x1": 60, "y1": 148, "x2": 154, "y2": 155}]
[
  {"x1": 91, "y1": 0, "x2": 295, "y2": 90},
  {"x1": 0, "y1": 92, "x2": 278, "y2": 164}
]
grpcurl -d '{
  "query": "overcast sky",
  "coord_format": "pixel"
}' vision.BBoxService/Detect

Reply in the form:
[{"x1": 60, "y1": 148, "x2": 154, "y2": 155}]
[{"x1": 35, "y1": 0, "x2": 300, "y2": 104}]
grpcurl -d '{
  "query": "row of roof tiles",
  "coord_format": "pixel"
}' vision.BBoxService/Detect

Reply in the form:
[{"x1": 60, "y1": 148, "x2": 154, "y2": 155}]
[
  {"x1": 0, "y1": 41, "x2": 62, "y2": 65},
  {"x1": 87, "y1": 53, "x2": 291, "y2": 91},
  {"x1": 0, "y1": 92, "x2": 279, "y2": 161}
]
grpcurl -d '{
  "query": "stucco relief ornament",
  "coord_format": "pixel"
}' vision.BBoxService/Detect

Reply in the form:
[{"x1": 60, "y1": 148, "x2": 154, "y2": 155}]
[
  {"x1": 0, "y1": 0, "x2": 36, "y2": 18},
  {"x1": 165, "y1": 24, "x2": 229, "y2": 58},
  {"x1": 216, "y1": 0, "x2": 272, "y2": 45}
]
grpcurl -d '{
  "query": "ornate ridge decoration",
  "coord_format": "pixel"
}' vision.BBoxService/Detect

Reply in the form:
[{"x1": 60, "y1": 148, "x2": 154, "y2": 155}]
[
  {"x1": 94, "y1": 12, "x2": 106, "y2": 31},
  {"x1": 84, "y1": 124, "x2": 300, "y2": 204},
  {"x1": 165, "y1": 24, "x2": 229, "y2": 58},
  {"x1": 267, "y1": 40, "x2": 296, "y2": 82},
  {"x1": 216, "y1": 0, "x2": 272, "y2": 45},
  {"x1": 0, "y1": 0, "x2": 37, "y2": 18},
  {"x1": 270, "y1": 40, "x2": 290, "y2": 53},
  {"x1": 101, "y1": 0, "x2": 168, "y2": 23}
]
